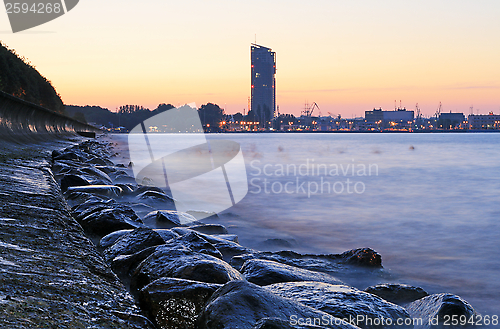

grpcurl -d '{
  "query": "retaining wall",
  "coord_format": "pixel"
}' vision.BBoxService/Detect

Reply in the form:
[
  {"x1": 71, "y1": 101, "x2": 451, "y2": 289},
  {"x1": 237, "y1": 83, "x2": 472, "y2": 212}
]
[{"x1": 0, "y1": 90, "x2": 98, "y2": 143}]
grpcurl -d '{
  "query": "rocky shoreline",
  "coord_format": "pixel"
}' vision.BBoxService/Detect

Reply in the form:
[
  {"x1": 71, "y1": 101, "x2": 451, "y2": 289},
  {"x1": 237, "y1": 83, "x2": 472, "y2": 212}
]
[{"x1": 51, "y1": 137, "x2": 479, "y2": 329}]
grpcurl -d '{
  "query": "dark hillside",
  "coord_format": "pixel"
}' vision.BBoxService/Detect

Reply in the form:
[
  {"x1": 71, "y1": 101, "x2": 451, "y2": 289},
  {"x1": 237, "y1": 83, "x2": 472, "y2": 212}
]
[{"x1": 0, "y1": 42, "x2": 65, "y2": 114}]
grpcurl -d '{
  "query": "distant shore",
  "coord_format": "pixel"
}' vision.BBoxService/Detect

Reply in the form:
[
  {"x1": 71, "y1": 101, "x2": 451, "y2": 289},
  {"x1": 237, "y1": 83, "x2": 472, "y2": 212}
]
[{"x1": 119, "y1": 129, "x2": 500, "y2": 134}]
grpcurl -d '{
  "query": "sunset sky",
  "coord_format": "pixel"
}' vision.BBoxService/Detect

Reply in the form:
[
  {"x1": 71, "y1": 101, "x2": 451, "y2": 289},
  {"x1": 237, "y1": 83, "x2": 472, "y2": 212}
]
[{"x1": 1, "y1": 0, "x2": 499, "y2": 117}]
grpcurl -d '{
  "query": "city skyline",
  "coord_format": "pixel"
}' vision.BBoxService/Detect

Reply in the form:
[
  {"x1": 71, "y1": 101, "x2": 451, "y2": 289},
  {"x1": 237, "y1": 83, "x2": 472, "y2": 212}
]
[{"x1": 1, "y1": 0, "x2": 499, "y2": 117}]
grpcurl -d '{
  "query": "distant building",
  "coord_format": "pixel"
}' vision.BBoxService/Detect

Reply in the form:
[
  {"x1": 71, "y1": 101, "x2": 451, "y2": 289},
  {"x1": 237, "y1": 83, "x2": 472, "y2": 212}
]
[
  {"x1": 365, "y1": 108, "x2": 414, "y2": 129},
  {"x1": 251, "y1": 44, "x2": 276, "y2": 128},
  {"x1": 365, "y1": 108, "x2": 383, "y2": 123},
  {"x1": 468, "y1": 113, "x2": 500, "y2": 129},
  {"x1": 438, "y1": 112, "x2": 465, "y2": 129}
]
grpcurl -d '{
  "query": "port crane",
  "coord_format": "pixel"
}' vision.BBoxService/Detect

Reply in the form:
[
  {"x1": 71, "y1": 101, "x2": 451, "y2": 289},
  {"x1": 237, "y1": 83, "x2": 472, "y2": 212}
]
[
  {"x1": 302, "y1": 102, "x2": 320, "y2": 117},
  {"x1": 435, "y1": 102, "x2": 442, "y2": 119}
]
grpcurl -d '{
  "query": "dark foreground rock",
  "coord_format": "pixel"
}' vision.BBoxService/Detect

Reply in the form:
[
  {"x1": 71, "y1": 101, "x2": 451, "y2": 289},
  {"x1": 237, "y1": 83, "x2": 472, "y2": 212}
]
[
  {"x1": 189, "y1": 223, "x2": 229, "y2": 235},
  {"x1": 267, "y1": 282, "x2": 411, "y2": 329},
  {"x1": 143, "y1": 210, "x2": 198, "y2": 228},
  {"x1": 241, "y1": 259, "x2": 344, "y2": 286},
  {"x1": 79, "y1": 207, "x2": 144, "y2": 237},
  {"x1": 67, "y1": 184, "x2": 122, "y2": 197},
  {"x1": 130, "y1": 248, "x2": 244, "y2": 295},
  {"x1": 196, "y1": 280, "x2": 359, "y2": 329},
  {"x1": 139, "y1": 277, "x2": 221, "y2": 329},
  {"x1": 405, "y1": 293, "x2": 477, "y2": 329},
  {"x1": 364, "y1": 284, "x2": 428, "y2": 305},
  {"x1": 230, "y1": 249, "x2": 382, "y2": 274},
  {"x1": 103, "y1": 227, "x2": 166, "y2": 262},
  {"x1": 172, "y1": 227, "x2": 255, "y2": 261},
  {"x1": 162, "y1": 231, "x2": 223, "y2": 259}
]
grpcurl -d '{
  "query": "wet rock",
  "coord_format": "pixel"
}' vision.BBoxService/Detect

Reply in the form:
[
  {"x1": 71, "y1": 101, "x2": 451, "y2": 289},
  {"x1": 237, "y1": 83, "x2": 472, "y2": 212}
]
[
  {"x1": 99, "y1": 229, "x2": 134, "y2": 250},
  {"x1": 130, "y1": 248, "x2": 244, "y2": 295},
  {"x1": 212, "y1": 234, "x2": 239, "y2": 243},
  {"x1": 406, "y1": 293, "x2": 476, "y2": 329},
  {"x1": 103, "y1": 227, "x2": 166, "y2": 262},
  {"x1": 133, "y1": 185, "x2": 167, "y2": 196},
  {"x1": 79, "y1": 207, "x2": 143, "y2": 237},
  {"x1": 115, "y1": 183, "x2": 135, "y2": 195},
  {"x1": 241, "y1": 259, "x2": 344, "y2": 286},
  {"x1": 95, "y1": 165, "x2": 117, "y2": 174},
  {"x1": 114, "y1": 173, "x2": 138, "y2": 184},
  {"x1": 189, "y1": 223, "x2": 229, "y2": 235},
  {"x1": 112, "y1": 246, "x2": 162, "y2": 280},
  {"x1": 51, "y1": 149, "x2": 62, "y2": 159},
  {"x1": 139, "y1": 277, "x2": 221, "y2": 329},
  {"x1": 110, "y1": 311, "x2": 156, "y2": 328},
  {"x1": 267, "y1": 282, "x2": 411, "y2": 329},
  {"x1": 72, "y1": 198, "x2": 138, "y2": 223},
  {"x1": 143, "y1": 210, "x2": 197, "y2": 228},
  {"x1": 66, "y1": 185, "x2": 123, "y2": 197},
  {"x1": 161, "y1": 231, "x2": 223, "y2": 259},
  {"x1": 196, "y1": 280, "x2": 358, "y2": 329},
  {"x1": 137, "y1": 190, "x2": 174, "y2": 203},
  {"x1": 172, "y1": 227, "x2": 255, "y2": 261},
  {"x1": 54, "y1": 151, "x2": 81, "y2": 161},
  {"x1": 85, "y1": 155, "x2": 114, "y2": 166},
  {"x1": 364, "y1": 284, "x2": 428, "y2": 305},
  {"x1": 64, "y1": 191, "x2": 102, "y2": 204},
  {"x1": 230, "y1": 249, "x2": 380, "y2": 277},
  {"x1": 187, "y1": 210, "x2": 220, "y2": 221},
  {"x1": 60, "y1": 174, "x2": 90, "y2": 192},
  {"x1": 153, "y1": 229, "x2": 179, "y2": 242},
  {"x1": 79, "y1": 166, "x2": 113, "y2": 184},
  {"x1": 340, "y1": 248, "x2": 382, "y2": 267}
]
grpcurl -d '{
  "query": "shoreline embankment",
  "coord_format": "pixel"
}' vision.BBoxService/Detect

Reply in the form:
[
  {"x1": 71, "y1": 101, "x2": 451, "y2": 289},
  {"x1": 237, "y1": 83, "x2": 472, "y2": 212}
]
[{"x1": 0, "y1": 91, "x2": 98, "y2": 143}]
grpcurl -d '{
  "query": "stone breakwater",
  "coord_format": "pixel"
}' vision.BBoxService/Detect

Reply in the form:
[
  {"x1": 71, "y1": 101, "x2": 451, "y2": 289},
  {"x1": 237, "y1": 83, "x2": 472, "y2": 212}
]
[
  {"x1": 3, "y1": 137, "x2": 481, "y2": 329},
  {"x1": 0, "y1": 139, "x2": 153, "y2": 328}
]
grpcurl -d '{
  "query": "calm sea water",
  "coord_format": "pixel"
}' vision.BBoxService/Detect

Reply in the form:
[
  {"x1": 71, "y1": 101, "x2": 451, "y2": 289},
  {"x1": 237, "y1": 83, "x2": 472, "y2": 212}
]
[{"x1": 114, "y1": 132, "x2": 500, "y2": 316}]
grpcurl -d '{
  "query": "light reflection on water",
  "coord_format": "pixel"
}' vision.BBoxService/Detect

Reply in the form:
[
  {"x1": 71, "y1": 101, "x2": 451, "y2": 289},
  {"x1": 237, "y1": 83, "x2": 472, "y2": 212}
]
[{"x1": 123, "y1": 132, "x2": 500, "y2": 315}]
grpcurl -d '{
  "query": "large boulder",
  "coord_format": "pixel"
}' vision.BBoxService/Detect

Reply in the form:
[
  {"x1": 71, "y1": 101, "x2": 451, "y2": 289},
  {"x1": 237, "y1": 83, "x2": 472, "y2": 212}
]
[
  {"x1": 189, "y1": 224, "x2": 229, "y2": 235},
  {"x1": 172, "y1": 227, "x2": 255, "y2": 261},
  {"x1": 267, "y1": 282, "x2": 411, "y2": 329},
  {"x1": 161, "y1": 231, "x2": 223, "y2": 259},
  {"x1": 79, "y1": 208, "x2": 143, "y2": 237},
  {"x1": 103, "y1": 227, "x2": 166, "y2": 262},
  {"x1": 364, "y1": 284, "x2": 428, "y2": 305},
  {"x1": 196, "y1": 280, "x2": 359, "y2": 329},
  {"x1": 405, "y1": 293, "x2": 476, "y2": 329},
  {"x1": 60, "y1": 174, "x2": 90, "y2": 192},
  {"x1": 79, "y1": 166, "x2": 113, "y2": 184},
  {"x1": 230, "y1": 249, "x2": 382, "y2": 283},
  {"x1": 137, "y1": 191, "x2": 175, "y2": 204},
  {"x1": 130, "y1": 248, "x2": 244, "y2": 295},
  {"x1": 67, "y1": 185, "x2": 122, "y2": 197},
  {"x1": 143, "y1": 210, "x2": 198, "y2": 228},
  {"x1": 340, "y1": 248, "x2": 382, "y2": 267},
  {"x1": 241, "y1": 259, "x2": 344, "y2": 286},
  {"x1": 112, "y1": 246, "x2": 162, "y2": 281},
  {"x1": 99, "y1": 229, "x2": 134, "y2": 250},
  {"x1": 139, "y1": 278, "x2": 221, "y2": 329},
  {"x1": 71, "y1": 197, "x2": 113, "y2": 218}
]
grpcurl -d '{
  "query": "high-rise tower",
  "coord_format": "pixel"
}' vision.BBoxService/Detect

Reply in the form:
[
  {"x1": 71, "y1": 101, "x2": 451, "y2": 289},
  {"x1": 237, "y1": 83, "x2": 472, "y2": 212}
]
[{"x1": 251, "y1": 44, "x2": 276, "y2": 128}]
